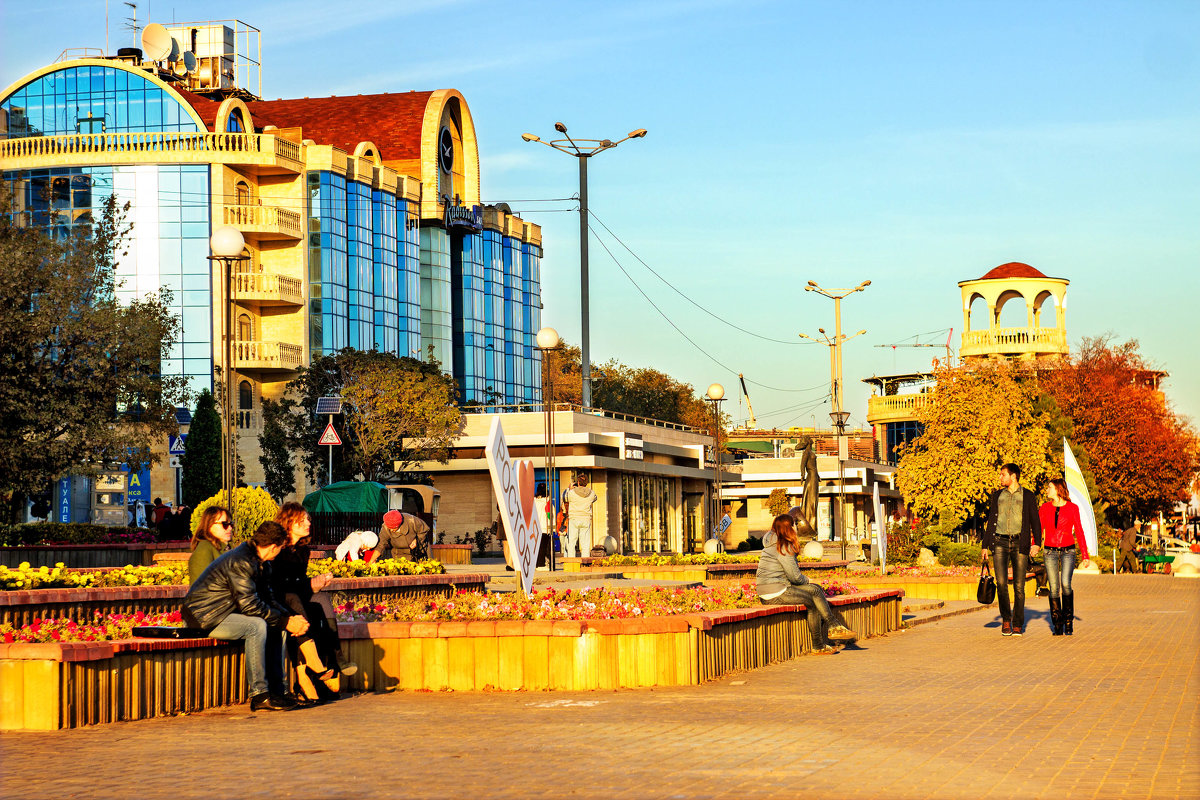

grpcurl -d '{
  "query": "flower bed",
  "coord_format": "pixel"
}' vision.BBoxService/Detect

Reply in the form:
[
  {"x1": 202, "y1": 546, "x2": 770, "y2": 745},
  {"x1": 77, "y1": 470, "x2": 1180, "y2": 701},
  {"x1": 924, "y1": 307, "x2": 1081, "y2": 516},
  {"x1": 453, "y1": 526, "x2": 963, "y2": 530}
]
[
  {"x1": 0, "y1": 557, "x2": 445, "y2": 592},
  {"x1": 337, "y1": 582, "x2": 862, "y2": 623},
  {"x1": 0, "y1": 586, "x2": 901, "y2": 729},
  {"x1": 0, "y1": 571, "x2": 489, "y2": 627},
  {"x1": 1, "y1": 611, "x2": 183, "y2": 643},
  {"x1": 338, "y1": 588, "x2": 902, "y2": 693}
]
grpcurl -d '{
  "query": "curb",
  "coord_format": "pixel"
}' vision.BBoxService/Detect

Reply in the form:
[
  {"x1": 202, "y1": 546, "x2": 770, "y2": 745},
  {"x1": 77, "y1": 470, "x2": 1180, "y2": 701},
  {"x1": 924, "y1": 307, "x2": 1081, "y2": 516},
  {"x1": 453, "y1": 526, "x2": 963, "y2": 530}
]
[{"x1": 903, "y1": 603, "x2": 990, "y2": 628}]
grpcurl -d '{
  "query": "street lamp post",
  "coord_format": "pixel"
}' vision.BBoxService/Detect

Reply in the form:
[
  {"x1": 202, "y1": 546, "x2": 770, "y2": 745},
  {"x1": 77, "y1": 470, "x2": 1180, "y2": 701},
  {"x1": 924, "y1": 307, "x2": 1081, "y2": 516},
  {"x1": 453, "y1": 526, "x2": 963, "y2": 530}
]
[
  {"x1": 801, "y1": 279, "x2": 870, "y2": 558},
  {"x1": 521, "y1": 124, "x2": 647, "y2": 409},
  {"x1": 208, "y1": 226, "x2": 249, "y2": 532},
  {"x1": 537, "y1": 326, "x2": 561, "y2": 571},
  {"x1": 706, "y1": 383, "x2": 726, "y2": 549}
]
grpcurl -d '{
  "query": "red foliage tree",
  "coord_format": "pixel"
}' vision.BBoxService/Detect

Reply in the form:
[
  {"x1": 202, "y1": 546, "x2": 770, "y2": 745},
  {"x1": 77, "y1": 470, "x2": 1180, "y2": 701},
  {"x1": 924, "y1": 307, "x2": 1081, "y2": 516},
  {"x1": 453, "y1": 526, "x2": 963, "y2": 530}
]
[{"x1": 1041, "y1": 337, "x2": 1199, "y2": 526}]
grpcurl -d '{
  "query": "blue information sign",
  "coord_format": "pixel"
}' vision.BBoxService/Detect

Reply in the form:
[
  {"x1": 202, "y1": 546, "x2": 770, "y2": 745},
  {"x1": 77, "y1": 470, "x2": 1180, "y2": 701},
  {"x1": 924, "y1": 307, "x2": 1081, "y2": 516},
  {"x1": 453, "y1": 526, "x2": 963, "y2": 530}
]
[{"x1": 57, "y1": 478, "x2": 72, "y2": 523}]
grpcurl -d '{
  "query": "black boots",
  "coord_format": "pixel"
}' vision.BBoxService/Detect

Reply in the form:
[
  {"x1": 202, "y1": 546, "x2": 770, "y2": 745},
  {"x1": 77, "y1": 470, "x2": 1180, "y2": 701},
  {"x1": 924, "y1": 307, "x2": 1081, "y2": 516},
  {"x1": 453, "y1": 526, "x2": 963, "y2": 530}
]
[
  {"x1": 1063, "y1": 593, "x2": 1074, "y2": 636},
  {"x1": 1049, "y1": 597, "x2": 1063, "y2": 635}
]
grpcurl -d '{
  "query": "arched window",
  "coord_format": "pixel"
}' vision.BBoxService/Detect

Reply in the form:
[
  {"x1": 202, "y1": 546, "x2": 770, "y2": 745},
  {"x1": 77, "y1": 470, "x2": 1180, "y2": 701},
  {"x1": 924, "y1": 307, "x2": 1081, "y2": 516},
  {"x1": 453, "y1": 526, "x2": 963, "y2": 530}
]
[
  {"x1": 238, "y1": 380, "x2": 253, "y2": 410},
  {"x1": 227, "y1": 108, "x2": 245, "y2": 133},
  {"x1": 235, "y1": 180, "x2": 251, "y2": 206},
  {"x1": 237, "y1": 313, "x2": 252, "y2": 342}
]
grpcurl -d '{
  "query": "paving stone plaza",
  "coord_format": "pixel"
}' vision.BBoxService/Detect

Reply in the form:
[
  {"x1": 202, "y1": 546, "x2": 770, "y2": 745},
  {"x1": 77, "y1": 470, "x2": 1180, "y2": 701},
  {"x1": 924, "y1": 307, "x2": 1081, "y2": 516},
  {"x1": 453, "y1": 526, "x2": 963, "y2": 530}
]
[{"x1": 1, "y1": 573, "x2": 1196, "y2": 799}]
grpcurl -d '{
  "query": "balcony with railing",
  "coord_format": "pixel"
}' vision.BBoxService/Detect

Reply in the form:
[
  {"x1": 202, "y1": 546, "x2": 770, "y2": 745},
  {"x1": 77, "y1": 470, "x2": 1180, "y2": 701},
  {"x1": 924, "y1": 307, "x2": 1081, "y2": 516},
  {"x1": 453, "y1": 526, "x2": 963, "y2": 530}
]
[
  {"x1": 223, "y1": 203, "x2": 302, "y2": 241},
  {"x1": 960, "y1": 326, "x2": 1068, "y2": 360},
  {"x1": 234, "y1": 340, "x2": 303, "y2": 372},
  {"x1": 866, "y1": 393, "x2": 929, "y2": 425},
  {"x1": 233, "y1": 271, "x2": 303, "y2": 307},
  {"x1": 0, "y1": 132, "x2": 304, "y2": 175}
]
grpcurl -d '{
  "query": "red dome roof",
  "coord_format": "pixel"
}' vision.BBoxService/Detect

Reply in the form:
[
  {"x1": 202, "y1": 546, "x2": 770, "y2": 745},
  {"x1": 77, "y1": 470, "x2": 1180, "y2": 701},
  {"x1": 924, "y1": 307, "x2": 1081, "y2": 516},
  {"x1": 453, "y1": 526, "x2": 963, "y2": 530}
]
[{"x1": 979, "y1": 262, "x2": 1047, "y2": 280}]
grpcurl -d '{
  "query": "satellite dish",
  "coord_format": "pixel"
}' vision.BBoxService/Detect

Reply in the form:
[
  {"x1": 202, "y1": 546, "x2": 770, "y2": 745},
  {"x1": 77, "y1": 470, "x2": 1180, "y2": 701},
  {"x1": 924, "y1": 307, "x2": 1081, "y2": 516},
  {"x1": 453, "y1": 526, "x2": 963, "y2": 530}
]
[
  {"x1": 141, "y1": 23, "x2": 172, "y2": 62},
  {"x1": 183, "y1": 51, "x2": 198, "y2": 73},
  {"x1": 173, "y1": 61, "x2": 187, "y2": 77},
  {"x1": 168, "y1": 37, "x2": 182, "y2": 62}
]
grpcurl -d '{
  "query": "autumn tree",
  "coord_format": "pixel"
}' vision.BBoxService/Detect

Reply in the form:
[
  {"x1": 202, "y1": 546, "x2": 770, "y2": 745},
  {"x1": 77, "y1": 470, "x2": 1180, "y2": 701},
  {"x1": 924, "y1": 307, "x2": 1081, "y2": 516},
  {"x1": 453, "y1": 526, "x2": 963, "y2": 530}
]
[
  {"x1": 277, "y1": 349, "x2": 463, "y2": 484},
  {"x1": 0, "y1": 194, "x2": 186, "y2": 519},
  {"x1": 896, "y1": 361, "x2": 1053, "y2": 533},
  {"x1": 1040, "y1": 336, "x2": 1199, "y2": 526}
]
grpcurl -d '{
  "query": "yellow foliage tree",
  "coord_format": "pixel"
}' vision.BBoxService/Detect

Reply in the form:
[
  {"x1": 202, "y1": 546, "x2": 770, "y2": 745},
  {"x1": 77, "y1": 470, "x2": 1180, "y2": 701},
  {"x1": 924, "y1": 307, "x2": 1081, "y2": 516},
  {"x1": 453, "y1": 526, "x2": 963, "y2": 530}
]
[
  {"x1": 190, "y1": 486, "x2": 280, "y2": 543},
  {"x1": 896, "y1": 361, "x2": 1052, "y2": 532}
]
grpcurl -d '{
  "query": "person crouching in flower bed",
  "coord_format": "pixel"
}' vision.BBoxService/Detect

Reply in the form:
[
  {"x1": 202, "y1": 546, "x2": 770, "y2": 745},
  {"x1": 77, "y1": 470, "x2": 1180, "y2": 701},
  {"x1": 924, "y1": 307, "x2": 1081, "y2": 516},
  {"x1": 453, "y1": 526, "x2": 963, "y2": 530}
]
[
  {"x1": 188, "y1": 505, "x2": 234, "y2": 581},
  {"x1": 334, "y1": 530, "x2": 378, "y2": 562},
  {"x1": 372, "y1": 509, "x2": 430, "y2": 562},
  {"x1": 272, "y1": 502, "x2": 357, "y2": 703},
  {"x1": 756, "y1": 514, "x2": 858, "y2": 654},
  {"x1": 183, "y1": 521, "x2": 309, "y2": 712}
]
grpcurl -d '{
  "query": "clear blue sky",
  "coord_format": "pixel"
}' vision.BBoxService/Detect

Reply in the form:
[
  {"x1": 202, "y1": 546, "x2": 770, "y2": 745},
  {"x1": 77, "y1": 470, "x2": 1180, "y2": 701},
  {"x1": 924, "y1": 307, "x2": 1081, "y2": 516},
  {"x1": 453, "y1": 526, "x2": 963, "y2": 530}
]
[{"x1": 5, "y1": 0, "x2": 1198, "y2": 431}]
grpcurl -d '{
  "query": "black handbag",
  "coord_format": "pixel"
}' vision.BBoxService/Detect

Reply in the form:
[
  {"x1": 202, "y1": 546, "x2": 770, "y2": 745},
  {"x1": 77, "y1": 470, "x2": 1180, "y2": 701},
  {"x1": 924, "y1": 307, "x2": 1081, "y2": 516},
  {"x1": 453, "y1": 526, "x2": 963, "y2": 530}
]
[{"x1": 976, "y1": 561, "x2": 996, "y2": 605}]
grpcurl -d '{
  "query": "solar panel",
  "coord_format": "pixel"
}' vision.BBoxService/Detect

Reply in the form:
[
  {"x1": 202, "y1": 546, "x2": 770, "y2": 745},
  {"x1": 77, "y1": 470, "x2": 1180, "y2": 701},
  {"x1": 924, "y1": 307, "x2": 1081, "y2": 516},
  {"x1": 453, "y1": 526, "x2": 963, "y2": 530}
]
[{"x1": 315, "y1": 396, "x2": 342, "y2": 415}]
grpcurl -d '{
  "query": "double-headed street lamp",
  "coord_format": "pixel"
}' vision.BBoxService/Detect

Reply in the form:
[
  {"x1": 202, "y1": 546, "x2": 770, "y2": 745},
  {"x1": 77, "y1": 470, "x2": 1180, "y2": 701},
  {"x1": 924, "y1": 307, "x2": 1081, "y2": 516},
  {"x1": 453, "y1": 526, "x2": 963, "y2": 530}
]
[
  {"x1": 536, "y1": 326, "x2": 561, "y2": 570},
  {"x1": 800, "y1": 279, "x2": 870, "y2": 558},
  {"x1": 209, "y1": 226, "x2": 249, "y2": 530},
  {"x1": 521, "y1": 123, "x2": 647, "y2": 410}
]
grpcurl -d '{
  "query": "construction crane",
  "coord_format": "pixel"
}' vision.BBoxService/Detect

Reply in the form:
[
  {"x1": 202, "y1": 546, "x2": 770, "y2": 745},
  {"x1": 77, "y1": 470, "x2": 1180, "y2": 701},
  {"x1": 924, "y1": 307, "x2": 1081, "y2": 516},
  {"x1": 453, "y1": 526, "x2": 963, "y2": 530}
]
[
  {"x1": 738, "y1": 373, "x2": 757, "y2": 428},
  {"x1": 875, "y1": 328, "x2": 955, "y2": 366}
]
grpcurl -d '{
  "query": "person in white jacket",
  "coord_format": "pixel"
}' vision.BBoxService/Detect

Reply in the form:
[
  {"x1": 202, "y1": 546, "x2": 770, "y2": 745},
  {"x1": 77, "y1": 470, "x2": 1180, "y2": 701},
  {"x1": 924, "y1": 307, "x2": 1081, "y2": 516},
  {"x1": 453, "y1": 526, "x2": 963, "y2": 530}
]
[{"x1": 334, "y1": 530, "x2": 378, "y2": 562}]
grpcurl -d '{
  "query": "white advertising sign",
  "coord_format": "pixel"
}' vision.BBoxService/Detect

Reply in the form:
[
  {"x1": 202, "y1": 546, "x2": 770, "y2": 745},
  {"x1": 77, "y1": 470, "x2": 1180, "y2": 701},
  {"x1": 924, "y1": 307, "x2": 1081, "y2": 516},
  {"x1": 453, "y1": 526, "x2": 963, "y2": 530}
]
[{"x1": 485, "y1": 417, "x2": 542, "y2": 595}]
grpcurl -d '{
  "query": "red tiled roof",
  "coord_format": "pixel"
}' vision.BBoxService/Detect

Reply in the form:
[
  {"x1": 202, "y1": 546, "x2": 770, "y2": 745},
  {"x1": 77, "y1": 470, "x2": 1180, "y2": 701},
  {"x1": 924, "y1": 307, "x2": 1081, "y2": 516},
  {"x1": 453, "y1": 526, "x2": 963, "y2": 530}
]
[
  {"x1": 247, "y1": 92, "x2": 434, "y2": 160},
  {"x1": 980, "y1": 262, "x2": 1047, "y2": 280}
]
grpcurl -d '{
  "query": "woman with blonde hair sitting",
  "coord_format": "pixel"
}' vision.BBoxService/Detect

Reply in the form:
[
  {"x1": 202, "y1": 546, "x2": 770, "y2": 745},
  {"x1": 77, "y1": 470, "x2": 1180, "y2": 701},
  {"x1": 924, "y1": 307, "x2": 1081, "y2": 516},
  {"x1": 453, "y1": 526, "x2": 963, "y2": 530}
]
[
  {"x1": 272, "y1": 502, "x2": 356, "y2": 702},
  {"x1": 756, "y1": 514, "x2": 858, "y2": 654}
]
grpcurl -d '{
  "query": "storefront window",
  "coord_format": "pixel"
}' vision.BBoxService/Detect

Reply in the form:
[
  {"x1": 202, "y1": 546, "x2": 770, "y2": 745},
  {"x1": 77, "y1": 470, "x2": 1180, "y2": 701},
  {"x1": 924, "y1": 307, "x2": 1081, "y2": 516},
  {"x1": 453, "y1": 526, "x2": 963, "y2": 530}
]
[{"x1": 620, "y1": 474, "x2": 678, "y2": 553}]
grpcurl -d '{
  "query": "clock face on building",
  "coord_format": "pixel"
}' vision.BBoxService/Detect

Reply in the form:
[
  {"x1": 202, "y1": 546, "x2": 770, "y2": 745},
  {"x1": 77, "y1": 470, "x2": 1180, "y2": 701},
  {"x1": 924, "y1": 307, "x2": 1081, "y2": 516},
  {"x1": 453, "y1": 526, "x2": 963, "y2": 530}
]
[{"x1": 439, "y1": 127, "x2": 454, "y2": 173}]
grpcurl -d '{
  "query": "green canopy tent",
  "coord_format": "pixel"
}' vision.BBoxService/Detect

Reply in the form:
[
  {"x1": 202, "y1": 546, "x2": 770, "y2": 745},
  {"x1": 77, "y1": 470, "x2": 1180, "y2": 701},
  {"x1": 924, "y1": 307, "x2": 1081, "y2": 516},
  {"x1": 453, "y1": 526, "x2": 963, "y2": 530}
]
[{"x1": 302, "y1": 481, "x2": 389, "y2": 515}]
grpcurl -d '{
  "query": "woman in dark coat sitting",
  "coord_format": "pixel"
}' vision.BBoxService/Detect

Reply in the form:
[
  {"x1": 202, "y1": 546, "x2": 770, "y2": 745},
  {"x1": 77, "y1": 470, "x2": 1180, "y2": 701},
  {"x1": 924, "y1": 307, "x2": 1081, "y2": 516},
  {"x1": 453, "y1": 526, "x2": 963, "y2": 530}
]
[
  {"x1": 271, "y1": 502, "x2": 355, "y2": 701},
  {"x1": 756, "y1": 514, "x2": 858, "y2": 654}
]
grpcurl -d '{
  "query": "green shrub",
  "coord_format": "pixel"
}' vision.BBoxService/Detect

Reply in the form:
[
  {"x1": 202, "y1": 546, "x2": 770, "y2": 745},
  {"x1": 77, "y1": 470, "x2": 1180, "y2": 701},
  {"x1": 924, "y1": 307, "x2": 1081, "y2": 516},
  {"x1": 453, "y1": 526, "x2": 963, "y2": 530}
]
[
  {"x1": 0, "y1": 522, "x2": 156, "y2": 547},
  {"x1": 921, "y1": 532, "x2": 952, "y2": 553},
  {"x1": 766, "y1": 488, "x2": 790, "y2": 517},
  {"x1": 886, "y1": 523, "x2": 921, "y2": 564},
  {"x1": 190, "y1": 487, "x2": 279, "y2": 543},
  {"x1": 735, "y1": 536, "x2": 764, "y2": 552},
  {"x1": 938, "y1": 542, "x2": 981, "y2": 566}
]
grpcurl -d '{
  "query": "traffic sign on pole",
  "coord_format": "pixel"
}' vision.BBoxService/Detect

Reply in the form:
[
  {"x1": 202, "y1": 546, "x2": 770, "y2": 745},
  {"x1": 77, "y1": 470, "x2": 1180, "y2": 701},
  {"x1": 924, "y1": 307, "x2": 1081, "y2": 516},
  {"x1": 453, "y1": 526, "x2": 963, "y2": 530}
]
[
  {"x1": 168, "y1": 434, "x2": 188, "y2": 456},
  {"x1": 318, "y1": 422, "x2": 342, "y2": 446}
]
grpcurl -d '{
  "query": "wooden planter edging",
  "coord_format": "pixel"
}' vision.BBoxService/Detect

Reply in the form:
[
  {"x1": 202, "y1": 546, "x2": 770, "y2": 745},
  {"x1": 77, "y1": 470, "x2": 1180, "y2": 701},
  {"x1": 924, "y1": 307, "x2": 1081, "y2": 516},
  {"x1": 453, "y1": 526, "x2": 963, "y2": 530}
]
[
  {"x1": 0, "y1": 573, "x2": 490, "y2": 627},
  {"x1": 429, "y1": 544, "x2": 473, "y2": 565},
  {"x1": 1, "y1": 542, "x2": 192, "y2": 570},
  {"x1": 338, "y1": 589, "x2": 903, "y2": 693},
  {"x1": 0, "y1": 637, "x2": 246, "y2": 730},
  {"x1": 848, "y1": 573, "x2": 1036, "y2": 602}
]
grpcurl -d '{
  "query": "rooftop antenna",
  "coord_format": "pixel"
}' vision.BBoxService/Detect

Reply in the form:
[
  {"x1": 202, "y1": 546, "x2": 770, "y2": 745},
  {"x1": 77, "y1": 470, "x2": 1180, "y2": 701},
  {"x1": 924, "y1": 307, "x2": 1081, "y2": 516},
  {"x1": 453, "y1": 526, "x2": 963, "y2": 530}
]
[{"x1": 123, "y1": 2, "x2": 138, "y2": 49}]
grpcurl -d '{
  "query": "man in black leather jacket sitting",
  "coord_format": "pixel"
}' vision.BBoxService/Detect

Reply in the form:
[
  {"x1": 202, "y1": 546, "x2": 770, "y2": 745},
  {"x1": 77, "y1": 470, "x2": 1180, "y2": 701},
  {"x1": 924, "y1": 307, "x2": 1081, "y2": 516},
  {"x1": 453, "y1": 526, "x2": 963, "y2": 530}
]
[{"x1": 184, "y1": 521, "x2": 310, "y2": 711}]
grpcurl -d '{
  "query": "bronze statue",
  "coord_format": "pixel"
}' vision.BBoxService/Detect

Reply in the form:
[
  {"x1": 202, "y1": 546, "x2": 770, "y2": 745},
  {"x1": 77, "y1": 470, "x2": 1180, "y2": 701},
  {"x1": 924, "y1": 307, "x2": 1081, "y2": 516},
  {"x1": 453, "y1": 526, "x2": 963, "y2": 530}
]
[{"x1": 787, "y1": 436, "x2": 819, "y2": 538}]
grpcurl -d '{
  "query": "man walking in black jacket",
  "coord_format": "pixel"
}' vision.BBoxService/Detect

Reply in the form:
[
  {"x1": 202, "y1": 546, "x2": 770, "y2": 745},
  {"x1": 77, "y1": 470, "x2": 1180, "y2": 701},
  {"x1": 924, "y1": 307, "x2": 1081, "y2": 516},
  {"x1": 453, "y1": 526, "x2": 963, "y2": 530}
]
[
  {"x1": 981, "y1": 463, "x2": 1043, "y2": 636},
  {"x1": 184, "y1": 521, "x2": 310, "y2": 710}
]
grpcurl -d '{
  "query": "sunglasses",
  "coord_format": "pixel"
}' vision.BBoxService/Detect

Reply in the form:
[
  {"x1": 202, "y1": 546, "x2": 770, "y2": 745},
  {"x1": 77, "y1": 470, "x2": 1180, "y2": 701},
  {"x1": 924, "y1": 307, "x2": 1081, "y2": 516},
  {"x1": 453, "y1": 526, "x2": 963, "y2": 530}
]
[{"x1": 219, "y1": 521, "x2": 234, "y2": 529}]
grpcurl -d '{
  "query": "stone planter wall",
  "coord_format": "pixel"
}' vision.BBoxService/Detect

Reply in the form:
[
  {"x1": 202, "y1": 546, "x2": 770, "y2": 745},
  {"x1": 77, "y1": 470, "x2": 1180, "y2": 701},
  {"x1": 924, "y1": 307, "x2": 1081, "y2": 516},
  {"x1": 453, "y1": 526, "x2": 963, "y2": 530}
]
[
  {"x1": 847, "y1": 573, "x2": 1036, "y2": 602},
  {"x1": 0, "y1": 573, "x2": 489, "y2": 627},
  {"x1": 560, "y1": 559, "x2": 849, "y2": 583},
  {"x1": 429, "y1": 544, "x2": 472, "y2": 565},
  {"x1": 1, "y1": 543, "x2": 191, "y2": 569}
]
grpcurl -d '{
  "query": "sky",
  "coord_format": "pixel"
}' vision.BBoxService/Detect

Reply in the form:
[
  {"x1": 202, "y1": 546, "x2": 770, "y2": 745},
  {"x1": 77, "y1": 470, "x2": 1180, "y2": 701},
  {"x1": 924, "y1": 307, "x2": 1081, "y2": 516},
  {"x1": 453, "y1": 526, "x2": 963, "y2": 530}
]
[{"x1": 4, "y1": 0, "x2": 1198, "y2": 431}]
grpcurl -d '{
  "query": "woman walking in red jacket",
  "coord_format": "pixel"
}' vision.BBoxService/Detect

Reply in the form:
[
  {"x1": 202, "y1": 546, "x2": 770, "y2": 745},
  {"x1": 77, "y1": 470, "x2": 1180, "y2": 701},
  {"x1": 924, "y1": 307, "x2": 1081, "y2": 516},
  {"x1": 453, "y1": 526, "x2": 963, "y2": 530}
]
[{"x1": 1039, "y1": 478, "x2": 1090, "y2": 636}]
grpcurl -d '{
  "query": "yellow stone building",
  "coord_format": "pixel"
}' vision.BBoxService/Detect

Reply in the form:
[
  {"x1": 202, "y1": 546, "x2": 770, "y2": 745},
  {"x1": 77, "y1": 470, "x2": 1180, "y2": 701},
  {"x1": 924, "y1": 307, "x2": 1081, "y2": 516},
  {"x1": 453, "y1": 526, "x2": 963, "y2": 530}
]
[{"x1": 1, "y1": 21, "x2": 543, "y2": 518}]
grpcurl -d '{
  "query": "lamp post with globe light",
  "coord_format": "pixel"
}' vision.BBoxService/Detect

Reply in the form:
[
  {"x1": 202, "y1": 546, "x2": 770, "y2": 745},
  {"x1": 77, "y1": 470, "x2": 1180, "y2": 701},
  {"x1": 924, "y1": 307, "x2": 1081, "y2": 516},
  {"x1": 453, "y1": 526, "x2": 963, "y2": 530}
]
[{"x1": 208, "y1": 226, "x2": 249, "y2": 527}]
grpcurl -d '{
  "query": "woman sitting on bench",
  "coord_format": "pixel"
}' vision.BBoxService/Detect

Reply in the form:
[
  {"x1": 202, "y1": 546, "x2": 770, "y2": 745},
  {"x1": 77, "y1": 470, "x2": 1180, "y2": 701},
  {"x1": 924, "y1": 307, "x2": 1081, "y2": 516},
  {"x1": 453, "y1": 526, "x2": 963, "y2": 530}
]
[
  {"x1": 188, "y1": 505, "x2": 233, "y2": 582},
  {"x1": 272, "y1": 503, "x2": 357, "y2": 703},
  {"x1": 756, "y1": 514, "x2": 858, "y2": 654}
]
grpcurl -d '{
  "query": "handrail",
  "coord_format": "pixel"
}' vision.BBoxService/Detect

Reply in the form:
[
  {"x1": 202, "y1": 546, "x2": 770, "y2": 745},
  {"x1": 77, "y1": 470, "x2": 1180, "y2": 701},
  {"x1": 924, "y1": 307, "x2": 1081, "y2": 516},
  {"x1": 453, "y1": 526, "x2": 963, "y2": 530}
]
[
  {"x1": 234, "y1": 340, "x2": 303, "y2": 369},
  {"x1": 233, "y1": 271, "x2": 303, "y2": 302},
  {"x1": 460, "y1": 401, "x2": 705, "y2": 433},
  {"x1": 223, "y1": 204, "x2": 302, "y2": 236},
  {"x1": 0, "y1": 131, "x2": 304, "y2": 163},
  {"x1": 961, "y1": 327, "x2": 1066, "y2": 349}
]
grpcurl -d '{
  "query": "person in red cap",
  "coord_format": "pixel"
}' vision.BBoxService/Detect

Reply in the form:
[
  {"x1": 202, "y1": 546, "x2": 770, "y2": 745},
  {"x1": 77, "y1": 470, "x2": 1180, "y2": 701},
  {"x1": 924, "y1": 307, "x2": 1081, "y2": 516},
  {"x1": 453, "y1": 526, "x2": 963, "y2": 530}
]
[{"x1": 372, "y1": 509, "x2": 430, "y2": 561}]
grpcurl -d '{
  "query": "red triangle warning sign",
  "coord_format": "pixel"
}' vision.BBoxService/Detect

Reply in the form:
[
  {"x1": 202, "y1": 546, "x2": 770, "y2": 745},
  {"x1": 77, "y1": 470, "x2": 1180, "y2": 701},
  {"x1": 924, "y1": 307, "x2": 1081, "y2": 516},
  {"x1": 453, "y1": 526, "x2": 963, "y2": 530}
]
[{"x1": 318, "y1": 422, "x2": 342, "y2": 446}]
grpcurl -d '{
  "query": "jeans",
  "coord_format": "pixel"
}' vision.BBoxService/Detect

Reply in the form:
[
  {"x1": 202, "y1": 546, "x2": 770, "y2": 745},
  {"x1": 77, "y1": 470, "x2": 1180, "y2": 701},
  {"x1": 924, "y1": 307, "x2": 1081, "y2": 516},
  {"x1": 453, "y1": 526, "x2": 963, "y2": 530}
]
[
  {"x1": 760, "y1": 583, "x2": 848, "y2": 649},
  {"x1": 1044, "y1": 547, "x2": 1076, "y2": 599},
  {"x1": 992, "y1": 541, "x2": 1029, "y2": 628},
  {"x1": 565, "y1": 518, "x2": 592, "y2": 558},
  {"x1": 208, "y1": 613, "x2": 274, "y2": 697}
]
